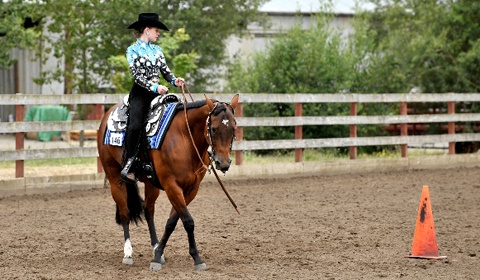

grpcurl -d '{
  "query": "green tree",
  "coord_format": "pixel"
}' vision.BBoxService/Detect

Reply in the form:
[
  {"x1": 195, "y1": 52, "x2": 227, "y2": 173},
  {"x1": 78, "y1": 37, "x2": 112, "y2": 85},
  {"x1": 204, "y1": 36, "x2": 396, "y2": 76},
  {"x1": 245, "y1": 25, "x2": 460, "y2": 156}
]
[
  {"x1": 36, "y1": 0, "x2": 110, "y2": 146},
  {"x1": 3, "y1": 0, "x2": 265, "y2": 93},
  {"x1": 225, "y1": 11, "x2": 360, "y2": 152},
  {"x1": 360, "y1": 0, "x2": 480, "y2": 94},
  {"x1": 358, "y1": 0, "x2": 480, "y2": 134},
  {"x1": 0, "y1": 0, "x2": 41, "y2": 69}
]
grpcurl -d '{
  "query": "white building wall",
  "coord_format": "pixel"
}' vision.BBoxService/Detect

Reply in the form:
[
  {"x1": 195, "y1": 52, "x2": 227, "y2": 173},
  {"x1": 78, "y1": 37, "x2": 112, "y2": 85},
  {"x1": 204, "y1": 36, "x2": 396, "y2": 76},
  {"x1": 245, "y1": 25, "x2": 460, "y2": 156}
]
[{"x1": 12, "y1": 48, "x2": 42, "y2": 95}]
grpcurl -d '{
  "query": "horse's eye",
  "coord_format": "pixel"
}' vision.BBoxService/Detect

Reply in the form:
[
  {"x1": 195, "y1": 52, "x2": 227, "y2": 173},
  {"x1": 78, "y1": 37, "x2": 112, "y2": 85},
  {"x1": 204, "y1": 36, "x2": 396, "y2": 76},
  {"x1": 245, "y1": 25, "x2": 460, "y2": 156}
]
[{"x1": 211, "y1": 126, "x2": 217, "y2": 134}]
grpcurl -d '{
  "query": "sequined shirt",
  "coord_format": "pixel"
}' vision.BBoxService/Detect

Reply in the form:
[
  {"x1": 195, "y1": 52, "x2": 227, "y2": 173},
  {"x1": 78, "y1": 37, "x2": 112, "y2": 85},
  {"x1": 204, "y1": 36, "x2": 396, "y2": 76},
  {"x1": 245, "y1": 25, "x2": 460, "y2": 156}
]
[{"x1": 126, "y1": 39, "x2": 177, "y2": 93}]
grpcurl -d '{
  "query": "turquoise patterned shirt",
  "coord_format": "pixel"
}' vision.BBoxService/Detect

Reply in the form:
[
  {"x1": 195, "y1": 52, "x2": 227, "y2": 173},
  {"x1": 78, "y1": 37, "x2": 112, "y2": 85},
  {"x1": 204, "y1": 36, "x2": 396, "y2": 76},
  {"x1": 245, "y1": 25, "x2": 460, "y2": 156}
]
[{"x1": 126, "y1": 39, "x2": 177, "y2": 93}]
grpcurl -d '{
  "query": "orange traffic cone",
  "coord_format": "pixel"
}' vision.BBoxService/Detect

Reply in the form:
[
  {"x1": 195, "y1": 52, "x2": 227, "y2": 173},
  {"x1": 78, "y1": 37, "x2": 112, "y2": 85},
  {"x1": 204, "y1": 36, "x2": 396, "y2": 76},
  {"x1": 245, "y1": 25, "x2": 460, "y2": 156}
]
[{"x1": 404, "y1": 186, "x2": 447, "y2": 259}]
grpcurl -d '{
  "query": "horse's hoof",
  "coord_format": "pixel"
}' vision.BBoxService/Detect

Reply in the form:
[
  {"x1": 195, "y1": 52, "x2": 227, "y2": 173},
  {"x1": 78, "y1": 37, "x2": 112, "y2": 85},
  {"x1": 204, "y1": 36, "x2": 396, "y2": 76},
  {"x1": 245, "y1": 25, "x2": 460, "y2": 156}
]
[
  {"x1": 150, "y1": 262, "x2": 162, "y2": 271},
  {"x1": 122, "y1": 257, "x2": 133, "y2": 265},
  {"x1": 194, "y1": 263, "x2": 207, "y2": 271},
  {"x1": 160, "y1": 254, "x2": 166, "y2": 265}
]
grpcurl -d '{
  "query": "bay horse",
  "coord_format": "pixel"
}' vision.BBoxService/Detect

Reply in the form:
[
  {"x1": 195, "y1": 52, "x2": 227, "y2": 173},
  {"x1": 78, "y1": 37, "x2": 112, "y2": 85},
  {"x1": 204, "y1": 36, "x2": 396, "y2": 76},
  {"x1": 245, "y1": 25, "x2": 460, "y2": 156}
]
[{"x1": 97, "y1": 94, "x2": 239, "y2": 271}]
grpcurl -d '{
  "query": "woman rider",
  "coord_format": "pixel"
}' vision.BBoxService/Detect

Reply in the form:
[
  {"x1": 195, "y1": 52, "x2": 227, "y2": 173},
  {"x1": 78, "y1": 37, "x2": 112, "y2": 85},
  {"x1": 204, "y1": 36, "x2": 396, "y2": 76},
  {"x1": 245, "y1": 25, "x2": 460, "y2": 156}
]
[{"x1": 121, "y1": 13, "x2": 185, "y2": 183}]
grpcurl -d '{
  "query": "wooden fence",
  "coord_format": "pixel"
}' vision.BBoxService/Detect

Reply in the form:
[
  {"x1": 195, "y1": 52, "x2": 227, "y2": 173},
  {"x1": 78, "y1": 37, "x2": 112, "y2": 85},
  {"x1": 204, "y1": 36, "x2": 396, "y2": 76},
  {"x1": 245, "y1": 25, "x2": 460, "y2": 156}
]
[{"x1": 1, "y1": 93, "x2": 480, "y2": 178}]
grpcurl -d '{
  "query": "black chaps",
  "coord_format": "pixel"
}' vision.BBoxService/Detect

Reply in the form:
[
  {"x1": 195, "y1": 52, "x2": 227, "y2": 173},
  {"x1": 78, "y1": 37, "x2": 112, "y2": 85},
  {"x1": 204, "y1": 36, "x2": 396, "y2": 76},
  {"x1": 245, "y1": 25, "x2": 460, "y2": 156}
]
[{"x1": 122, "y1": 83, "x2": 158, "y2": 166}]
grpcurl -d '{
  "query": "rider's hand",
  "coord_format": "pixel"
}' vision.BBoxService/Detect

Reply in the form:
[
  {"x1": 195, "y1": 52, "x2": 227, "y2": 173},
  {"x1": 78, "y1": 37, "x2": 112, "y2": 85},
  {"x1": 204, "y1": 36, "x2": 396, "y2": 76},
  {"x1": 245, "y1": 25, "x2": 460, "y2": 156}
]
[
  {"x1": 174, "y1": 77, "x2": 185, "y2": 87},
  {"x1": 157, "y1": 85, "x2": 169, "y2": 95}
]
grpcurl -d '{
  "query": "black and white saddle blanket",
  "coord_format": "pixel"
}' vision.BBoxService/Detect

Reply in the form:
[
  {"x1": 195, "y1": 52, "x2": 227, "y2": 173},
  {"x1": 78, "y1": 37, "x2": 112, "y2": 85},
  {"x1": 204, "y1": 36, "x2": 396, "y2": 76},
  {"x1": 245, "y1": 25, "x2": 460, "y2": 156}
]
[{"x1": 104, "y1": 93, "x2": 180, "y2": 149}]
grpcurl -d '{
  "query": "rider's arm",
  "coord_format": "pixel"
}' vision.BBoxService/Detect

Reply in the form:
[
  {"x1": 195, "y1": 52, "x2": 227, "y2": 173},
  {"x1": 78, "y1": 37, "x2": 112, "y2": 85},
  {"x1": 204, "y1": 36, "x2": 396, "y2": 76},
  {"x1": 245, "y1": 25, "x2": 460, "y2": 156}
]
[{"x1": 155, "y1": 46, "x2": 178, "y2": 88}]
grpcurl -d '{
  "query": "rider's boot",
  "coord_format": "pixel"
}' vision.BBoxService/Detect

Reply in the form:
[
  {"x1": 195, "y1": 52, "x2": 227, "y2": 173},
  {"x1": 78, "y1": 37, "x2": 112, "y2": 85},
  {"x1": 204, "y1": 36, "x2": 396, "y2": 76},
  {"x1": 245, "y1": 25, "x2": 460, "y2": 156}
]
[{"x1": 121, "y1": 157, "x2": 138, "y2": 183}]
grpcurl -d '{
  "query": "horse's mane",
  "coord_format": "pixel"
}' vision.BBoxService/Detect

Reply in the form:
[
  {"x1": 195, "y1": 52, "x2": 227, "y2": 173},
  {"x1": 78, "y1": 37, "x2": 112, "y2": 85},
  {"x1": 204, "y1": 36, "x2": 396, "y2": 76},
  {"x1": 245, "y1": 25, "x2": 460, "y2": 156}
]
[{"x1": 176, "y1": 99, "x2": 219, "y2": 111}]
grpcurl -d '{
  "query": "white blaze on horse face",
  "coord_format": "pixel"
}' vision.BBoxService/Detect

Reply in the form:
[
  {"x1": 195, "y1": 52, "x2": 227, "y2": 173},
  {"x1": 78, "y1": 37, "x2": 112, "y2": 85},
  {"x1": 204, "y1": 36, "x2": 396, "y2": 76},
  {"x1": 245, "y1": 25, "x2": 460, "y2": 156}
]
[
  {"x1": 124, "y1": 238, "x2": 133, "y2": 258},
  {"x1": 222, "y1": 119, "x2": 229, "y2": 126}
]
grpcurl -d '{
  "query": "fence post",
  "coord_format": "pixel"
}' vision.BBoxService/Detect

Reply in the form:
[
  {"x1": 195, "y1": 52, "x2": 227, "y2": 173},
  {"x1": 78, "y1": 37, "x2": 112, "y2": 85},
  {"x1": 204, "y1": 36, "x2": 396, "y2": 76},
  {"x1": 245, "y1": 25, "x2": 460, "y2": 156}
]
[
  {"x1": 95, "y1": 104, "x2": 104, "y2": 173},
  {"x1": 295, "y1": 102, "x2": 303, "y2": 162},
  {"x1": 15, "y1": 93, "x2": 25, "y2": 178},
  {"x1": 350, "y1": 102, "x2": 357, "y2": 160},
  {"x1": 448, "y1": 101, "x2": 455, "y2": 155},
  {"x1": 400, "y1": 102, "x2": 408, "y2": 157},
  {"x1": 235, "y1": 103, "x2": 243, "y2": 165}
]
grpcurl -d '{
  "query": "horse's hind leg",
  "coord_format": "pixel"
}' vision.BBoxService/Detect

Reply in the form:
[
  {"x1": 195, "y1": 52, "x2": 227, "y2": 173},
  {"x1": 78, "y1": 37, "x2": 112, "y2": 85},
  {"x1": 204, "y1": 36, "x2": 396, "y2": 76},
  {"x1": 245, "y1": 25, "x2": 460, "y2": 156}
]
[
  {"x1": 106, "y1": 168, "x2": 144, "y2": 265},
  {"x1": 121, "y1": 223, "x2": 133, "y2": 264},
  {"x1": 110, "y1": 178, "x2": 135, "y2": 265}
]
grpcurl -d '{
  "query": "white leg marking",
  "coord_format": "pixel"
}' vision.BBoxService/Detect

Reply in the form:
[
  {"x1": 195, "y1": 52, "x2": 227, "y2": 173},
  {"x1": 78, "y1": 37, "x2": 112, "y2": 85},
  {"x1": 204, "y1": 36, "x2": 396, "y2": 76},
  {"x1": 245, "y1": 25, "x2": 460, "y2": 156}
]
[{"x1": 124, "y1": 238, "x2": 133, "y2": 259}]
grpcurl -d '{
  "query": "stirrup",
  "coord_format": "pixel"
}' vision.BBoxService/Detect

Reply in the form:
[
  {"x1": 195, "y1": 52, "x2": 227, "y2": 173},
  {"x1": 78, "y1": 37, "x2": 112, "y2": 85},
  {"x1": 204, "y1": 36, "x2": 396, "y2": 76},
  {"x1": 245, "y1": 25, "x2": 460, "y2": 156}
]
[
  {"x1": 142, "y1": 162, "x2": 155, "y2": 179},
  {"x1": 121, "y1": 157, "x2": 138, "y2": 183}
]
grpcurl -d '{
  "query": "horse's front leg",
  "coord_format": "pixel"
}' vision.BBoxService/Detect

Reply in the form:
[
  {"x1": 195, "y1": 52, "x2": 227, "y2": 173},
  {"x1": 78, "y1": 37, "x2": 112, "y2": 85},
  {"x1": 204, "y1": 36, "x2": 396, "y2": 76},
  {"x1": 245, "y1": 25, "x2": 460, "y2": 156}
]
[
  {"x1": 150, "y1": 207, "x2": 179, "y2": 270},
  {"x1": 143, "y1": 182, "x2": 166, "y2": 270},
  {"x1": 144, "y1": 182, "x2": 161, "y2": 248},
  {"x1": 154, "y1": 183, "x2": 206, "y2": 271},
  {"x1": 180, "y1": 208, "x2": 207, "y2": 270}
]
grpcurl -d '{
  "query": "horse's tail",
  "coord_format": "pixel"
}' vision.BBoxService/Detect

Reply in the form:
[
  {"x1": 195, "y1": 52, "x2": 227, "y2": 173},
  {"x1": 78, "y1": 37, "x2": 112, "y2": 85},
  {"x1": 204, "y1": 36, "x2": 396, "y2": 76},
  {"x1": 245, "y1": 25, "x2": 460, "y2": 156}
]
[{"x1": 115, "y1": 181, "x2": 144, "y2": 225}]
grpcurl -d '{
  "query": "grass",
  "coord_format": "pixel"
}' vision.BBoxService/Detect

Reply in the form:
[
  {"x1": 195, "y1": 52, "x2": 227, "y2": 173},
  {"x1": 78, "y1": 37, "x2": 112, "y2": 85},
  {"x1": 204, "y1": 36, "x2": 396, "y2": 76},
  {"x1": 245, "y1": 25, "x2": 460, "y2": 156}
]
[
  {"x1": 0, "y1": 157, "x2": 97, "y2": 169},
  {"x1": 232, "y1": 147, "x2": 448, "y2": 165},
  {"x1": 0, "y1": 147, "x2": 449, "y2": 170}
]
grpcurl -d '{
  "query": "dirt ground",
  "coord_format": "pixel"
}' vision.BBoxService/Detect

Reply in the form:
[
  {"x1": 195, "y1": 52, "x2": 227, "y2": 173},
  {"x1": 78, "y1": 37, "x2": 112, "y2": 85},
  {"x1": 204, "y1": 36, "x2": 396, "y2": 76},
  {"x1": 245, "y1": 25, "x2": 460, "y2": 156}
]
[{"x1": 0, "y1": 167, "x2": 479, "y2": 280}]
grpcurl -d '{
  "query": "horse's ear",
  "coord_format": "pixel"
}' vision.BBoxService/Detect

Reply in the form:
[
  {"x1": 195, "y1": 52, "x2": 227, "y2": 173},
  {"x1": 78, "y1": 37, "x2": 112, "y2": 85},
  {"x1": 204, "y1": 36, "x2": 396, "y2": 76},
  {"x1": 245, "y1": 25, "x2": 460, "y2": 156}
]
[
  {"x1": 205, "y1": 94, "x2": 215, "y2": 110},
  {"x1": 230, "y1": 94, "x2": 239, "y2": 111}
]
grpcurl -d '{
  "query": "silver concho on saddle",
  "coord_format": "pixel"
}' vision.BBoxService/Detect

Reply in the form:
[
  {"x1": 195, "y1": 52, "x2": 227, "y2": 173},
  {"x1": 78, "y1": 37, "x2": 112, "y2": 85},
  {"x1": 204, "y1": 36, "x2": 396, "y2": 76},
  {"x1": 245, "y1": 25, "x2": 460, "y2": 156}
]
[{"x1": 104, "y1": 93, "x2": 181, "y2": 149}]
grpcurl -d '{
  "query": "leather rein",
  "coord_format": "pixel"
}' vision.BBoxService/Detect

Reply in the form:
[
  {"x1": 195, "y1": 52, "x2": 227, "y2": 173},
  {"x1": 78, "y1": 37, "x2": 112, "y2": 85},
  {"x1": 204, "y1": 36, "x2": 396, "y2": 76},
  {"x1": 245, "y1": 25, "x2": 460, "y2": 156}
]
[{"x1": 180, "y1": 84, "x2": 240, "y2": 215}]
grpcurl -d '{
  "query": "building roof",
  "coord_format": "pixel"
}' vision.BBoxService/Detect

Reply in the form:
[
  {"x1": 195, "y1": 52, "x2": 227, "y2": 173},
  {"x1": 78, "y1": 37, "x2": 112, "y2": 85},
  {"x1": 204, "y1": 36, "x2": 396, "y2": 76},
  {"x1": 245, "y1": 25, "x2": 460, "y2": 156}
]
[{"x1": 259, "y1": 0, "x2": 375, "y2": 14}]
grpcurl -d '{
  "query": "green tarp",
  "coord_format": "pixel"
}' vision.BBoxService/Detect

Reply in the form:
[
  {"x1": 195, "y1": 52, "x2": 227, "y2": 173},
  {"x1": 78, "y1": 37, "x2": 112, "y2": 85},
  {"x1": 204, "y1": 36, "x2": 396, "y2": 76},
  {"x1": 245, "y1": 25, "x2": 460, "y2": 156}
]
[{"x1": 24, "y1": 105, "x2": 72, "y2": 141}]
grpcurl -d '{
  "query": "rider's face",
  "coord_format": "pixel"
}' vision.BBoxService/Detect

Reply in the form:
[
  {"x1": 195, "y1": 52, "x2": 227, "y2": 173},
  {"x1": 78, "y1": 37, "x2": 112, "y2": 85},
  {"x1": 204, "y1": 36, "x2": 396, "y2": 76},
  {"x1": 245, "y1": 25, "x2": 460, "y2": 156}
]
[{"x1": 146, "y1": 27, "x2": 160, "y2": 42}]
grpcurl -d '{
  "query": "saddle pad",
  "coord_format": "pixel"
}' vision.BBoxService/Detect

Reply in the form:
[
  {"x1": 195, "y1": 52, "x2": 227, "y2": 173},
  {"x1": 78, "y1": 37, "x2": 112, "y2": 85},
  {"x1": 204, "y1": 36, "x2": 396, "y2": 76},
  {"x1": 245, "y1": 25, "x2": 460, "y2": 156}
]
[
  {"x1": 146, "y1": 102, "x2": 178, "y2": 149},
  {"x1": 104, "y1": 102, "x2": 179, "y2": 150}
]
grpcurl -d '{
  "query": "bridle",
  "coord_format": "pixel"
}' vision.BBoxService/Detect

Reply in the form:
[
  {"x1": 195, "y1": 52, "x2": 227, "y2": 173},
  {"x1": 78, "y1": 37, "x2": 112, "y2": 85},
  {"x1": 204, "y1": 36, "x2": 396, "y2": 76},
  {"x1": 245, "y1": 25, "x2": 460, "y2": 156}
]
[
  {"x1": 206, "y1": 102, "x2": 237, "y2": 163},
  {"x1": 181, "y1": 84, "x2": 240, "y2": 214}
]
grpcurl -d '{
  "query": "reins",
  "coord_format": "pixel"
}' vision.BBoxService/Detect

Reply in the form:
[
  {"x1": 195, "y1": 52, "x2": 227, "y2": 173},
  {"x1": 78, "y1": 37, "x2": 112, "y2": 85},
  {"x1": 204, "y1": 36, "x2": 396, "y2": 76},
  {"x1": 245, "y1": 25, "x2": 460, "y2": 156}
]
[
  {"x1": 180, "y1": 84, "x2": 240, "y2": 215},
  {"x1": 181, "y1": 85, "x2": 208, "y2": 171}
]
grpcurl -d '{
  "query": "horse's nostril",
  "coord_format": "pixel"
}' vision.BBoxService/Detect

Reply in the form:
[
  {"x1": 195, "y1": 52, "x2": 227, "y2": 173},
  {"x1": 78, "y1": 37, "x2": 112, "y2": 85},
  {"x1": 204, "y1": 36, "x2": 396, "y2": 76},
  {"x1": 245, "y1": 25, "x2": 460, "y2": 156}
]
[
  {"x1": 228, "y1": 158, "x2": 232, "y2": 165},
  {"x1": 215, "y1": 160, "x2": 221, "y2": 167},
  {"x1": 221, "y1": 166, "x2": 229, "y2": 172}
]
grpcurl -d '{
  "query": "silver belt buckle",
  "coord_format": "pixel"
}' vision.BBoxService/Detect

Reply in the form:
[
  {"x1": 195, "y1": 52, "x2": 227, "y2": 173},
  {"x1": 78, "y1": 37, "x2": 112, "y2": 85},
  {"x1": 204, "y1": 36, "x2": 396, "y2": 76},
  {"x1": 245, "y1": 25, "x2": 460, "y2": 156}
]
[{"x1": 151, "y1": 77, "x2": 159, "y2": 84}]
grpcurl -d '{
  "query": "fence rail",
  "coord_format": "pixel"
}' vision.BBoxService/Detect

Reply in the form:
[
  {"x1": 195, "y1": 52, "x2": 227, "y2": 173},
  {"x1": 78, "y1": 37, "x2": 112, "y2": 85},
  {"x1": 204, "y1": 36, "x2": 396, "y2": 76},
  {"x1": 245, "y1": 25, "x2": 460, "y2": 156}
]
[
  {"x1": 2, "y1": 93, "x2": 480, "y2": 104},
  {"x1": 237, "y1": 114, "x2": 480, "y2": 126},
  {"x1": 233, "y1": 134, "x2": 480, "y2": 150},
  {"x1": 1, "y1": 93, "x2": 480, "y2": 177},
  {"x1": 0, "y1": 120, "x2": 99, "y2": 133},
  {"x1": 2, "y1": 113, "x2": 480, "y2": 133}
]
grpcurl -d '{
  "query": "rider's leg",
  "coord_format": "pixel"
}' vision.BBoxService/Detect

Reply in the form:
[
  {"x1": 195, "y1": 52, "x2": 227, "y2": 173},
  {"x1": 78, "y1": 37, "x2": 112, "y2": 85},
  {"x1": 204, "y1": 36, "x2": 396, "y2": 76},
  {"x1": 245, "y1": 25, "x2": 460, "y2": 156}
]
[{"x1": 121, "y1": 83, "x2": 157, "y2": 182}]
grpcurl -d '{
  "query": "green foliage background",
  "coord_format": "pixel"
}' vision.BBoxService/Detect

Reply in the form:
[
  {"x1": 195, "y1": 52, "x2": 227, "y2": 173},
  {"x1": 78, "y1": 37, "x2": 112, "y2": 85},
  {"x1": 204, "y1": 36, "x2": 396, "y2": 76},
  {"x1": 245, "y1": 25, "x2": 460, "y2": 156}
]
[
  {"x1": 224, "y1": 0, "x2": 480, "y2": 154},
  {"x1": 0, "y1": 0, "x2": 41, "y2": 69},
  {"x1": 0, "y1": 0, "x2": 266, "y2": 93}
]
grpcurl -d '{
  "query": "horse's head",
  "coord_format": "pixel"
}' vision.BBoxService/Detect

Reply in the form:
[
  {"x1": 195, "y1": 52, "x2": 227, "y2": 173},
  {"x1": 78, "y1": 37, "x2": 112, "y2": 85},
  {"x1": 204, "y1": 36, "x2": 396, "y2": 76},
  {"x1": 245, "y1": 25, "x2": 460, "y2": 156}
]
[{"x1": 205, "y1": 94, "x2": 239, "y2": 173}]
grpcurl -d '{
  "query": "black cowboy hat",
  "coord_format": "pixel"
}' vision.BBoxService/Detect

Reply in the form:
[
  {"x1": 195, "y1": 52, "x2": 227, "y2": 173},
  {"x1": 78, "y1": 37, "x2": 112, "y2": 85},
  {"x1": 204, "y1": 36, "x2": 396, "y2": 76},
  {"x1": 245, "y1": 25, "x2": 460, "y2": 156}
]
[{"x1": 127, "y1": 13, "x2": 169, "y2": 31}]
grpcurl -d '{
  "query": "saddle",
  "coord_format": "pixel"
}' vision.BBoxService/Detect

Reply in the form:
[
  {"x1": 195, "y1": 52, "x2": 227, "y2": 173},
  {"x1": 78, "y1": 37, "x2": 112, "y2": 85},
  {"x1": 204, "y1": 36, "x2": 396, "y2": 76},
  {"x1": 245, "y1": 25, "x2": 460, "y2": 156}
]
[
  {"x1": 104, "y1": 93, "x2": 181, "y2": 190},
  {"x1": 106, "y1": 93, "x2": 180, "y2": 139}
]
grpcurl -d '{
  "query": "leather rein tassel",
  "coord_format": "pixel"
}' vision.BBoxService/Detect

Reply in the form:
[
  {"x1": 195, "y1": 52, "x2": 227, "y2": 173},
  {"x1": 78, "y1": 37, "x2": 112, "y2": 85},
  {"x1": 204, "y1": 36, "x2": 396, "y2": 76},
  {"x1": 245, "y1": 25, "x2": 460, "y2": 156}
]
[{"x1": 181, "y1": 84, "x2": 240, "y2": 215}]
